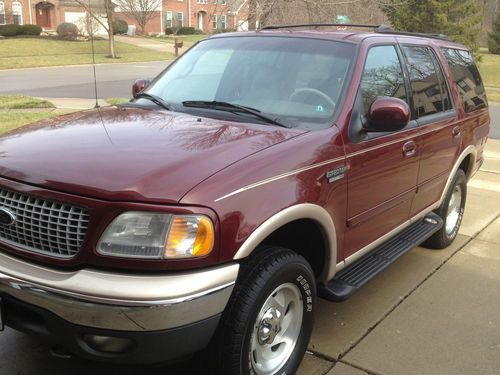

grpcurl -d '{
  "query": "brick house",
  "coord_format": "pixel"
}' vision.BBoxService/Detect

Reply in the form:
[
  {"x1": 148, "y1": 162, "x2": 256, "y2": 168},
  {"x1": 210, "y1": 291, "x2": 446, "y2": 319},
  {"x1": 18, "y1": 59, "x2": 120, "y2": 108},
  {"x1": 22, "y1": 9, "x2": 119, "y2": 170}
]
[
  {"x1": 116, "y1": 0, "x2": 249, "y2": 34},
  {"x1": 0, "y1": 0, "x2": 103, "y2": 30},
  {"x1": 0, "y1": 0, "x2": 249, "y2": 34}
]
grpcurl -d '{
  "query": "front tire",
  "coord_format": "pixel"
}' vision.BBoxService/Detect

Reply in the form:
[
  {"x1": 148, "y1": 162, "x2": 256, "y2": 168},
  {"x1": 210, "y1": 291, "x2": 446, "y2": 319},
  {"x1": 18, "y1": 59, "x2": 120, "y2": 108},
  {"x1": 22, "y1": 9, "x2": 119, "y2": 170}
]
[
  {"x1": 214, "y1": 246, "x2": 316, "y2": 375},
  {"x1": 423, "y1": 169, "x2": 467, "y2": 249}
]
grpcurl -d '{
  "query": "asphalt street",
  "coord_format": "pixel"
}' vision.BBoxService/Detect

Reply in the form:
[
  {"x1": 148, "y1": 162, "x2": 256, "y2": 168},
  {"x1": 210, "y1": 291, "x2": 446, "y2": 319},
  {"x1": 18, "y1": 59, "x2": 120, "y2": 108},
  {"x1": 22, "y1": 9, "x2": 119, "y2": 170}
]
[{"x1": 0, "y1": 61, "x2": 170, "y2": 99}]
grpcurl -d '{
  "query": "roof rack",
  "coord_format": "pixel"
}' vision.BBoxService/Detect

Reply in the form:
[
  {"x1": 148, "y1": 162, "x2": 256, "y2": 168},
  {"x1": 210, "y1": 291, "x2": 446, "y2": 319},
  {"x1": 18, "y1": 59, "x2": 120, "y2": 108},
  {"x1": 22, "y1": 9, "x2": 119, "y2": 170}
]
[
  {"x1": 260, "y1": 23, "x2": 387, "y2": 31},
  {"x1": 376, "y1": 29, "x2": 449, "y2": 41},
  {"x1": 260, "y1": 23, "x2": 449, "y2": 41}
]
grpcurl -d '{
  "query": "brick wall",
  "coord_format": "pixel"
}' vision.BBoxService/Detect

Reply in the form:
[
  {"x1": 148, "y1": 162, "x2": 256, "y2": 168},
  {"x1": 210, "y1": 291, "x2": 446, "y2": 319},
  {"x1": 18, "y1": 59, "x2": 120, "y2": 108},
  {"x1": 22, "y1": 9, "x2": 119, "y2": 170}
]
[{"x1": 115, "y1": 11, "x2": 163, "y2": 34}]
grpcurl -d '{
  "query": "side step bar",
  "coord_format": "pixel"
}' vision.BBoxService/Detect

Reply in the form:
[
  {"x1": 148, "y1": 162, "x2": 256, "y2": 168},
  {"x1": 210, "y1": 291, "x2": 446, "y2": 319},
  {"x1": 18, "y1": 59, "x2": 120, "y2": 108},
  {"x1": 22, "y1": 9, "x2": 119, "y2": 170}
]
[{"x1": 319, "y1": 213, "x2": 443, "y2": 302}]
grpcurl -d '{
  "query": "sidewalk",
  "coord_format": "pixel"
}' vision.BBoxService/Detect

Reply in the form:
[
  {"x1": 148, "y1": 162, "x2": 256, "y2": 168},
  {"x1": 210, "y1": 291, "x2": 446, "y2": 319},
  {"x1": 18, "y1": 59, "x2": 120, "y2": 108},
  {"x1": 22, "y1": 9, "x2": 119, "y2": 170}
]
[
  {"x1": 43, "y1": 97, "x2": 109, "y2": 110},
  {"x1": 298, "y1": 139, "x2": 500, "y2": 374},
  {"x1": 114, "y1": 35, "x2": 177, "y2": 54}
]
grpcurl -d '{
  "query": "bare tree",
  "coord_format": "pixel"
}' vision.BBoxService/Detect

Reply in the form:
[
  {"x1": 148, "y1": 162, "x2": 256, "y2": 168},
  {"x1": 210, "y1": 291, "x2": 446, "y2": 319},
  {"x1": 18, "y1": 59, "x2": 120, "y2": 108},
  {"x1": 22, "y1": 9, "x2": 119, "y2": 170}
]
[
  {"x1": 74, "y1": 0, "x2": 117, "y2": 58},
  {"x1": 242, "y1": 0, "x2": 389, "y2": 30},
  {"x1": 115, "y1": 0, "x2": 162, "y2": 34}
]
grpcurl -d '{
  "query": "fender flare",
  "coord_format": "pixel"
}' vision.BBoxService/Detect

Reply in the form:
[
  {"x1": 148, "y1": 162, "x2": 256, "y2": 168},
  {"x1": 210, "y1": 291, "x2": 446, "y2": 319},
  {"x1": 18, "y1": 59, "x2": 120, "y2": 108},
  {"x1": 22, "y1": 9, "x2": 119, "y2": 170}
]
[
  {"x1": 438, "y1": 145, "x2": 477, "y2": 206},
  {"x1": 233, "y1": 203, "x2": 338, "y2": 281}
]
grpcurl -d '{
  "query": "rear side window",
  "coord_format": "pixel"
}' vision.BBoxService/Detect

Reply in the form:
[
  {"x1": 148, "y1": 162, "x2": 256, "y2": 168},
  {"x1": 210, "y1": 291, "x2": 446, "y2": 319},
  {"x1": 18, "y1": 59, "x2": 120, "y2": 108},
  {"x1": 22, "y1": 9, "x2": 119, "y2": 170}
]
[
  {"x1": 402, "y1": 46, "x2": 452, "y2": 118},
  {"x1": 441, "y1": 48, "x2": 487, "y2": 112},
  {"x1": 359, "y1": 45, "x2": 408, "y2": 115}
]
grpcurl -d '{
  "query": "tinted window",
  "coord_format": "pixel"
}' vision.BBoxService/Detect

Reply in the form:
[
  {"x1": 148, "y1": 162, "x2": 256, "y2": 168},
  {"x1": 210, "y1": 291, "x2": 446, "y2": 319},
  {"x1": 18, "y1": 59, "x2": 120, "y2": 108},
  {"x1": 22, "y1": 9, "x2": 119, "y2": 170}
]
[
  {"x1": 441, "y1": 48, "x2": 487, "y2": 112},
  {"x1": 360, "y1": 45, "x2": 407, "y2": 115},
  {"x1": 403, "y1": 46, "x2": 452, "y2": 118}
]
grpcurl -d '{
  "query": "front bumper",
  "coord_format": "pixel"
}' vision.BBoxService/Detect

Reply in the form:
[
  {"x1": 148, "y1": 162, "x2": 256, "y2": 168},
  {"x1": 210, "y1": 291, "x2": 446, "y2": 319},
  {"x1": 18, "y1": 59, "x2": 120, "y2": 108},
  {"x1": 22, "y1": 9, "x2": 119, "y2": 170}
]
[{"x1": 0, "y1": 251, "x2": 239, "y2": 363}]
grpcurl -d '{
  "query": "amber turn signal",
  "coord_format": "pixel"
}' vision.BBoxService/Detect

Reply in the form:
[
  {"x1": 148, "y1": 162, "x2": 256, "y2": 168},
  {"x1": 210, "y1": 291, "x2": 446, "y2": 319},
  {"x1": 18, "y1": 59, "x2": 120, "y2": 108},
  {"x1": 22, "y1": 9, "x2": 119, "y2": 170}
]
[{"x1": 164, "y1": 215, "x2": 214, "y2": 258}]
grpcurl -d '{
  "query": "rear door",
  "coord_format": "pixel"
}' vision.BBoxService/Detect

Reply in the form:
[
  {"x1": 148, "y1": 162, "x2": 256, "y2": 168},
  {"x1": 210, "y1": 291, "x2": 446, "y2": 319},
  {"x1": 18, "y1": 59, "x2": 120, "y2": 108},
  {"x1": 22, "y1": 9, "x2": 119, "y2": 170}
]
[
  {"x1": 399, "y1": 43, "x2": 461, "y2": 215},
  {"x1": 343, "y1": 43, "x2": 421, "y2": 259}
]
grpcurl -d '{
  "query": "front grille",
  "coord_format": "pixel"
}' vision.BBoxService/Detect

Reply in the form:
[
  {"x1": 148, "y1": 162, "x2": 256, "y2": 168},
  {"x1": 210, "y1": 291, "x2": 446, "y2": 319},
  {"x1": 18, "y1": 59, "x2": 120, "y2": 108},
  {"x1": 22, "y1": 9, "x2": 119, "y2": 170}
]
[{"x1": 0, "y1": 188, "x2": 90, "y2": 258}]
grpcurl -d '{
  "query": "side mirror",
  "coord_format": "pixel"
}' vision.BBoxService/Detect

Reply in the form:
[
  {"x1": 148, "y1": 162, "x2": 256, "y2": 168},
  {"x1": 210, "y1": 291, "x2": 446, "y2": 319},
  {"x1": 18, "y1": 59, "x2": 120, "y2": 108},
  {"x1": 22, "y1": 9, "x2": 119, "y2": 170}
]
[
  {"x1": 364, "y1": 97, "x2": 410, "y2": 132},
  {"x1": 132, "y1": 79, "x2": 151, "y2": 99}
]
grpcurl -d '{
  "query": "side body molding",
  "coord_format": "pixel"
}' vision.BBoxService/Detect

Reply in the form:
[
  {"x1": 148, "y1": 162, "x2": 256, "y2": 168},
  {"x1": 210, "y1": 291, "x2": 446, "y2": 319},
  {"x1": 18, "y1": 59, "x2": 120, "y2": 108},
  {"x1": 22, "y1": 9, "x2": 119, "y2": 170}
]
[{"x1": 233, "y1": 204, "x2": 337, "y2": 281}]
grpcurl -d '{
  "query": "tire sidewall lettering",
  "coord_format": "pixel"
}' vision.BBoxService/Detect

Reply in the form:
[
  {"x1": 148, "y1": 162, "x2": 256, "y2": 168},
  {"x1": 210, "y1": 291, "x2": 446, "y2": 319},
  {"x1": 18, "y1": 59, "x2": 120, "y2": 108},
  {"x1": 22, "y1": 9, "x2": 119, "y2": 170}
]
[{"x1": 296, "y1": 275, "x2": 313, "y2": 313}]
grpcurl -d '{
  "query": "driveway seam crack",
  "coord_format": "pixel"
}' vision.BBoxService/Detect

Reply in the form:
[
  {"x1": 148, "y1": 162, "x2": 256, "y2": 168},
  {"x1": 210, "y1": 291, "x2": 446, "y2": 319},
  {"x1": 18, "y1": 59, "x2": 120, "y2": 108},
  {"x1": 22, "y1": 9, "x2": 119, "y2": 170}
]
[{"x1": 338, "y1": 359, "x2": 382, "y2": 375}]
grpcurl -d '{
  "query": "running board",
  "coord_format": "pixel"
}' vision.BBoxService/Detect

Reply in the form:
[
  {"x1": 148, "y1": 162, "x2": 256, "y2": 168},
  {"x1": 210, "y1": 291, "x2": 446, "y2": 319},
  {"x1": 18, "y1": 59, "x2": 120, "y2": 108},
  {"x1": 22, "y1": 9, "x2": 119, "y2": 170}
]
[{"x1": 319, "y1": 213, "x2": 443, "y2": 302}]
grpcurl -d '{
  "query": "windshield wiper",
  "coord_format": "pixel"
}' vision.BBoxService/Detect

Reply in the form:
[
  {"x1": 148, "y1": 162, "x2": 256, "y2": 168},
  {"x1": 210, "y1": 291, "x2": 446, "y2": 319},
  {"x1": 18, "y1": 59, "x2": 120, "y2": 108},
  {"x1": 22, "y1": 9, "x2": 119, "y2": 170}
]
[
  {"x1": 135, "y1": 93, "x2": 172, "y2": 111},
  {"x1": 182, "y1": 100, "x2": 289, "y2": 128}
]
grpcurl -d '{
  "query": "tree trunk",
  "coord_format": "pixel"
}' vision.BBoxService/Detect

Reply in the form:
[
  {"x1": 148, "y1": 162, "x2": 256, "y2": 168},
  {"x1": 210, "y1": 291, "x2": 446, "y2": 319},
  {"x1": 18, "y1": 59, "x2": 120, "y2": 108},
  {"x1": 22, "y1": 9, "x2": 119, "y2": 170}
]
[
  {"x1": 108, "y1": 30, "x2": 116, "y2": 58},
  {"x1": 248, "y1": 0, "x2": 257, "y2": 30},
  {"x1": 105, "y1": 0, "x2": 116, "y2": 58}
]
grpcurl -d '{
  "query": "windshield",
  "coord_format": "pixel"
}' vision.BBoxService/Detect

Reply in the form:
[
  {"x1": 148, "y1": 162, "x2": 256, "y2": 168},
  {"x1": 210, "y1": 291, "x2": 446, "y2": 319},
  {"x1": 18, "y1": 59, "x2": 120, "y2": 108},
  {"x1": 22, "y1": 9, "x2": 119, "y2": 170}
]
[{"x1": 145, "y1": 36, "x2": 356, "y2": 130}]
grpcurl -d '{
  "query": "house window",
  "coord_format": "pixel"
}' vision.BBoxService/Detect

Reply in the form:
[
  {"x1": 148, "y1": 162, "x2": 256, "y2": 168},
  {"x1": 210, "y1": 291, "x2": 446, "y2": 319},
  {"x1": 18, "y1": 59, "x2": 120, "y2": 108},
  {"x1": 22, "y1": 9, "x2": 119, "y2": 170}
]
[
  {"x1": 0, "y1": 2, "x2": 5, "y2": 25},
  {"x1": 212, "y1": 14, "x2": 218, "y2": 29},
  {"x1": 176, "y1": 11, "x2": 183, "y2": 28},
  {"x1": 216, "y1": 0, "x2": 226, "y2": 4},
  {"x1": 221, "y1": 15, "x2": 227, "y2": 29},
  {"x1": 12, "y1": 1, "x2": 23, "y2": 25},
  {"x1": 165, "y1": 11, "x2": 173, "y2": 28},
  {"x1": 197, "y1": 0, "x2": 207, "y2": 3}
]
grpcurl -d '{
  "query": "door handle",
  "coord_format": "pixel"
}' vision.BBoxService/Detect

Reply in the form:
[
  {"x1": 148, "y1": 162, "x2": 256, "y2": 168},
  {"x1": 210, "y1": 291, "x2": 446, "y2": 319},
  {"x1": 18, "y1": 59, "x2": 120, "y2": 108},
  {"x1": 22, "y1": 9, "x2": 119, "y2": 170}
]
[
  {"x1": 452, "y1": 126, "x2": 461, "y2": 138},
  {"x1": 403, "y1": 141, "x2": 417, "y2": 157}
]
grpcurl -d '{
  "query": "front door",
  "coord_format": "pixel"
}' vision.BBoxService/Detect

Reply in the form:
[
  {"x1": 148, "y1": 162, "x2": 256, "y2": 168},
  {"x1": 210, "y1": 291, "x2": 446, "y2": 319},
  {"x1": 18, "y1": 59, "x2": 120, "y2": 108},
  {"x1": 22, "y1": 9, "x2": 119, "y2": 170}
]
[
  {"x1": 198, "y1": 13, "x2": 204, "y2": 31},
  {"x1": 343, "y1": 44, "x2": 421, "y2": 259},
  {"x1": 35, "y1": 3, "x2": 51, "y2": 28}
]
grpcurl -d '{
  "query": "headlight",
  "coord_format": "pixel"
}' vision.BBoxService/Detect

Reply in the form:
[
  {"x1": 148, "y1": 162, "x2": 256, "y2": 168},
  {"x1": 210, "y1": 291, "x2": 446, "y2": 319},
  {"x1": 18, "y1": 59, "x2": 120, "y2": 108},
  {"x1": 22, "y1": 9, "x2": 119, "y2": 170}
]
[{"x1": 97, "y1": 212, "x2": 214, "y2": 259}]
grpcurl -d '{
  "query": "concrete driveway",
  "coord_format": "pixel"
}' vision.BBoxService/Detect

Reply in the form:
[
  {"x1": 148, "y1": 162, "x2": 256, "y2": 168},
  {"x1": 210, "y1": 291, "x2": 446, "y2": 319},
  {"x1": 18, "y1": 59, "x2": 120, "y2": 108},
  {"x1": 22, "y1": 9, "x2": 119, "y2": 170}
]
[{"x1": 1, "y1": 139, "x2": 498, "y2": 374}]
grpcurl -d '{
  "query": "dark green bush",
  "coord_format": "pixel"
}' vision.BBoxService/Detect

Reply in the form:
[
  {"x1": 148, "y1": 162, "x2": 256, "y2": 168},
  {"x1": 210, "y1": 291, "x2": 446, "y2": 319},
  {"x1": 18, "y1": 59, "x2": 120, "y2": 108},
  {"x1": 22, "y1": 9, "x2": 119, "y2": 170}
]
[
  {"x1": 0, "y1": 24, "x2": 22, "y2": 37},
  {"x1": 56, "y1": 22, "x2": 79, "y2": 39},
  {"x1": 489, "y1": 11, "x2": 500, "y2": 55},
  {"x1": 21, "y1": 24, "x2": 43, "y2": 36},
  {"x1": 177, "y1": 27, "x2": 196, "y2": 35},
  {"x1": 165, "y1": 27, "x2": 174, "y2": 35},
  {"x1": 113, "y1": 19, "x2": 128, "y2": 35}
]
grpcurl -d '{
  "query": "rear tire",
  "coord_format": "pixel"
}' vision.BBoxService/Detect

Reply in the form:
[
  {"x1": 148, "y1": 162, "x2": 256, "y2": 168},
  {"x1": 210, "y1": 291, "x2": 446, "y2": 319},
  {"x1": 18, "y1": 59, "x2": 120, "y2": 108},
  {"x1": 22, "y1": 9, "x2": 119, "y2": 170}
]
[
  {"x1": 423, "y1": 169, "x2": 467, "y2": 249},
  {"x1": 213, "y1": 246, "x2": 316, "y2": 375}
]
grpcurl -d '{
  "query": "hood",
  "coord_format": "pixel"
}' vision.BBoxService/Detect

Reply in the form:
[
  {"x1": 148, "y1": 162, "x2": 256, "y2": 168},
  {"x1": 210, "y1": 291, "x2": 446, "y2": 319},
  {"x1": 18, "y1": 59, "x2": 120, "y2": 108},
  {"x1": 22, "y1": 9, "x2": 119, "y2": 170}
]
[{"x1": 0, "y1": 107, "x2": 305, "y2": 203}]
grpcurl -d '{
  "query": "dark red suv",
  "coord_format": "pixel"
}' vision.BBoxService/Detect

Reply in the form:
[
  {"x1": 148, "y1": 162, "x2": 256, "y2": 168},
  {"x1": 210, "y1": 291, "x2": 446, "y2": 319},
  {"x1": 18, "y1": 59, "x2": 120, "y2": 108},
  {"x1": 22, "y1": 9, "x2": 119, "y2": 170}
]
[{"x1": 0, "y1": 24, "x2": 490, "y2": 374}]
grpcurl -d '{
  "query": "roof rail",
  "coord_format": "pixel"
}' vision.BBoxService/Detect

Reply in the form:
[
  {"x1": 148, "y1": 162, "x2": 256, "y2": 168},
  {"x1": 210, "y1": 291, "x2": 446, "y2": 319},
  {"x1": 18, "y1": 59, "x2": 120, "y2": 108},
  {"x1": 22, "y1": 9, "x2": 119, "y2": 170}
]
[
  {"x1": 376, "y1": 29, "x2": 449, "y2": 41},
  {"x1": 260, "y1": 23, "x2": 388, "y2": 31},
  {"x1": 259, "y1": 23, "x2": 449, "y2": 41}
]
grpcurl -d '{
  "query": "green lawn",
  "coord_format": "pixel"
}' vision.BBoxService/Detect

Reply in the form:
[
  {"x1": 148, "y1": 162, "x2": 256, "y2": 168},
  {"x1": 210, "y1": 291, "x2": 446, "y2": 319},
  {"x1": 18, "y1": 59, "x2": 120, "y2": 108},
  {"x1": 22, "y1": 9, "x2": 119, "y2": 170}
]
[
  {"x1": 479, "y1": 49, "x2": 500, "y2": 88},
  {"x1": 0, "y1": 95, "x2": 62, "y2": 134},
  {"x1": 0, "y1": 38, "x2": 175, "y2": 70},
  {"x1": 0, "y1": 95, "x2": 54, "y2": 109},
  {"x1": 478, "y1": 49, "x2": 500, "y2": 103},
  {"x1": 105, "y1": 97, "x2": 129, "y2": 105},
  {"x1": 0, "y1": 112, "x2": 61, "y2": 134}
]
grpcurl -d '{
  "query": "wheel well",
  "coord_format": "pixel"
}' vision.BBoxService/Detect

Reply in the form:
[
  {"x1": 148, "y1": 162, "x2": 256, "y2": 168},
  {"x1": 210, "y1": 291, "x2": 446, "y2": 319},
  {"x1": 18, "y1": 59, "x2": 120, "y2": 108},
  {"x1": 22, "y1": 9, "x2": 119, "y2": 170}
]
[
  {"x1": 459, "y1": 154, "x2": 472, "y2": 179},
  {"x1": 259, "y1": 219, "x2": 327, "y2": 278}
]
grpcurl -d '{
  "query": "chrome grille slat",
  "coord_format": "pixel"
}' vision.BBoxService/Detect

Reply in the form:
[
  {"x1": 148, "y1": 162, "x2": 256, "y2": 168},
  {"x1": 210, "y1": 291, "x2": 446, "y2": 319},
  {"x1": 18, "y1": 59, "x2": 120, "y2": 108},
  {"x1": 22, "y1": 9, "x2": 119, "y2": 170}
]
[{"x1": 0, "y1": 188, "x2": 89, "y2": 258}]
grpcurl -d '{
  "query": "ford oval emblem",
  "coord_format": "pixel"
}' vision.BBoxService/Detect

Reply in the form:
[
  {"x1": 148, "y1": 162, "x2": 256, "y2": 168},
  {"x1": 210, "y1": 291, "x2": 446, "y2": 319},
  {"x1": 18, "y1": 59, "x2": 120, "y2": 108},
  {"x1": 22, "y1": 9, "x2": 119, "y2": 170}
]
[{"x1": 0, "y1": 208, "x2": 16, "y2": 226}]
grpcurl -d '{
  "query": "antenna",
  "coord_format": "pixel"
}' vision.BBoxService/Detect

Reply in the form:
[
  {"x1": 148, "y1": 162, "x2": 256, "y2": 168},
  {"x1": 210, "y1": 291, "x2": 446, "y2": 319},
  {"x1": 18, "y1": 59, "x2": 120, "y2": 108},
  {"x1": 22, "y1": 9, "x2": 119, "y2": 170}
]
[{"x1": 89, "y1": 0, "x2": 100, "y2": 109}]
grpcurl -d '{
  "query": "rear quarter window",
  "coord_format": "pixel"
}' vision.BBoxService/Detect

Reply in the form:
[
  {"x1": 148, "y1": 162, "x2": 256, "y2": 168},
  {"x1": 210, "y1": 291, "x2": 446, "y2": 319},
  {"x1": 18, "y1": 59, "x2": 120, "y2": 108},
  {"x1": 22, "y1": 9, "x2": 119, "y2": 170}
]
[{"x1": 441, "y1": 48, "x2": 488, "y2": 113}]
